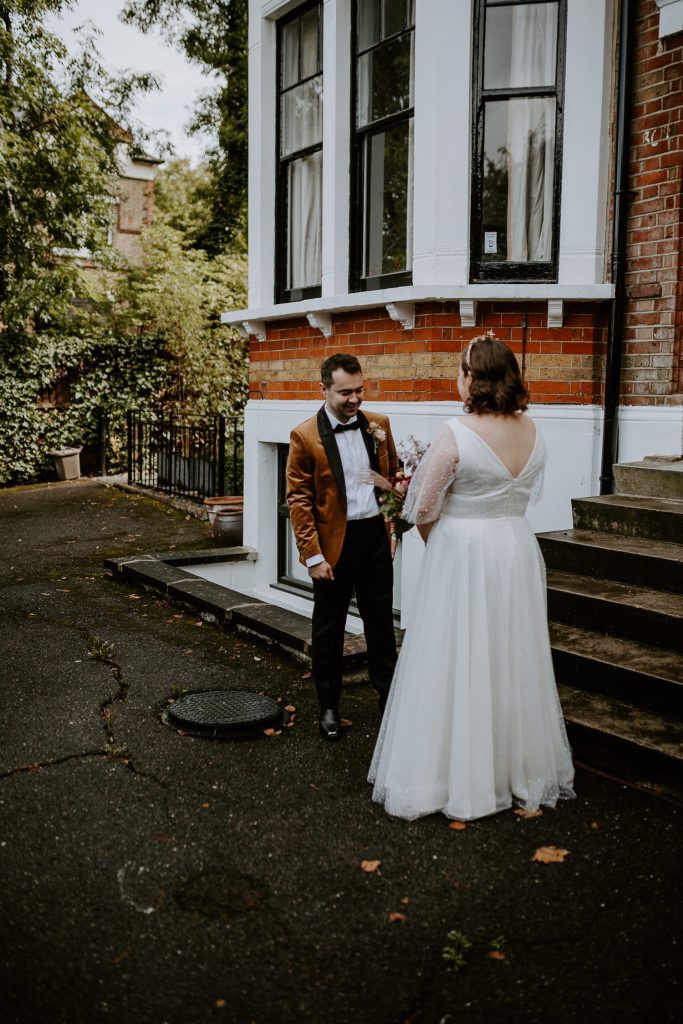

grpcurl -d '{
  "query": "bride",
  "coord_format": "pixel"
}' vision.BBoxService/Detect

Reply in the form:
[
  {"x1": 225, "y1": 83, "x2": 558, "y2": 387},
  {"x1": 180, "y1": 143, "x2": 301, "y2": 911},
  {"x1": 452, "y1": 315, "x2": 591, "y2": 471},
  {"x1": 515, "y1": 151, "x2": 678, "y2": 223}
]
[{"x1": 369, "y1": 334, "x2": 575, "y2": 821}]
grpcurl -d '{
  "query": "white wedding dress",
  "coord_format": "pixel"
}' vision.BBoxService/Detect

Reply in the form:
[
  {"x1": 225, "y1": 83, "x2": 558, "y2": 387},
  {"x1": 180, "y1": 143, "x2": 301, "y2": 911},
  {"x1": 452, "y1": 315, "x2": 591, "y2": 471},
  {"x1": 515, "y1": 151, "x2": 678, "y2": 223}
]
[{"x1": 369, "y1": 417, "x2": 575, "y2": 821}]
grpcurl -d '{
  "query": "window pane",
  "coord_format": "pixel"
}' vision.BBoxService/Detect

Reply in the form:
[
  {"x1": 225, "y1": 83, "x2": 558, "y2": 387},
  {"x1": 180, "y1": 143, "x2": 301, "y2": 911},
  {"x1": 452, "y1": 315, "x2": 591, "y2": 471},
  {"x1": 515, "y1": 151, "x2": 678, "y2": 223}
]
[
  {"x1": 357, "y1": 33, "x2": 414, "y2": 127},
  {"x1": 383, "y1": 0, "x2": 406, "y2": 37},
  {"x1": 484, "y1": 3, "x2": 558, "y2": 90},
  {"x1": 281, "y1": 76, "x2": 323, "y2": 156},
  {"x1": 282, "y1": 20, "x2": 299, "y2": 88},
  {"x1": 406, "y1": 0, "x2": 415, "y2": 27},
  {"x1": 363, "y1": 119, "x2": 413, "y2": 278},
  {"x1": 301, "y1": 7, "x2": 320, "y2": 79},
  {"x1": 482, "y1": 97, "x2": 556, "y2": 263},
  {"x1": 287, "y1": 150, "x2": 323, "y2": 290},
  {"x1": 358, "y1": 0, "x2": 381, "y2": 50}
]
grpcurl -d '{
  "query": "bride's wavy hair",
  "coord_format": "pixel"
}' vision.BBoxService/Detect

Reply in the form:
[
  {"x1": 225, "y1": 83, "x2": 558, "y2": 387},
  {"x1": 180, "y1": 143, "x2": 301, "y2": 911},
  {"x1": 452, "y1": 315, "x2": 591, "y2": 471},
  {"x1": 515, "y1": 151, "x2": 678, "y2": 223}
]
[{"x1": 461, "y1": 335, "x2": 529, "y2": 414}]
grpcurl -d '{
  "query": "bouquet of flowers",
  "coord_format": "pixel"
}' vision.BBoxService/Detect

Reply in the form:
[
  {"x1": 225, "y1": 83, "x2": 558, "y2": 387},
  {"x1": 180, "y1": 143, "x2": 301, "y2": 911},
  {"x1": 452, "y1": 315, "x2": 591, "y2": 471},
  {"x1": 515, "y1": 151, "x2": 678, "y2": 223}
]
[{"x1": 360, "y1": 434, "x2": 428, "y2": 557}]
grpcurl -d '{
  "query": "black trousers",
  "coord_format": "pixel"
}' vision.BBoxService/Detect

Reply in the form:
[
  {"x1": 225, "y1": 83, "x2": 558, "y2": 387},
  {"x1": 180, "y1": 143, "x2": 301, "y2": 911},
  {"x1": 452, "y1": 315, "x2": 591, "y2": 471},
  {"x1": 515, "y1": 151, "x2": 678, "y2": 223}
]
[{"x1": 311, "y1": 516, "x2": 397, "y2": 711}]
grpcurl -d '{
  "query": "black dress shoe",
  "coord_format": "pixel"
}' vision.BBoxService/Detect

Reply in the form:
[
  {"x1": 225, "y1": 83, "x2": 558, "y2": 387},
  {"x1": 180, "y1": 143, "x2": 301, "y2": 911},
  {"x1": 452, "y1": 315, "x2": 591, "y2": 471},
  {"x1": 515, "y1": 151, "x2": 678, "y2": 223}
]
[{"x1": 319, "y1": 708, "x2": 342, "y2": 742}]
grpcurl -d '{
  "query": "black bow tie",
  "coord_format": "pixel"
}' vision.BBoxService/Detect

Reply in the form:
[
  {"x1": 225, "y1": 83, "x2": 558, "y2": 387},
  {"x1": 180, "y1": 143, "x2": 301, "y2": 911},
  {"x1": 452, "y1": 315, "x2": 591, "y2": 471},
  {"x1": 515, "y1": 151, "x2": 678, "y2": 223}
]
[{"x1": 334, "y1": 420, "x2": 361, "y2": 433}]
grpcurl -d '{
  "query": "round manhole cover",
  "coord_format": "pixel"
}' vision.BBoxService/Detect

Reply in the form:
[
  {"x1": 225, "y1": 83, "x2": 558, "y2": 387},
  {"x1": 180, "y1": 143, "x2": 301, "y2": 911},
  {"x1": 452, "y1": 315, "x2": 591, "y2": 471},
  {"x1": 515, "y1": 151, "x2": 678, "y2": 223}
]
[{"x1": 167, "y1": 690, "x2": 286, "y2": 738}]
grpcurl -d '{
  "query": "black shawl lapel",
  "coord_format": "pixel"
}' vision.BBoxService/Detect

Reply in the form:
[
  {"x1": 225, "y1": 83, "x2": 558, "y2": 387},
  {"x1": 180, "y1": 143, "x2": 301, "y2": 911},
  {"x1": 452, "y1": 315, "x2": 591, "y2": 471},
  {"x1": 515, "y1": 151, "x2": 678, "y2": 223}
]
[
  {"x1": 357, "y1": 410, "x2": 381, "y2": 474},
  {"x1": 317, "y1": 405, "x2": 346, "y2": 499}
]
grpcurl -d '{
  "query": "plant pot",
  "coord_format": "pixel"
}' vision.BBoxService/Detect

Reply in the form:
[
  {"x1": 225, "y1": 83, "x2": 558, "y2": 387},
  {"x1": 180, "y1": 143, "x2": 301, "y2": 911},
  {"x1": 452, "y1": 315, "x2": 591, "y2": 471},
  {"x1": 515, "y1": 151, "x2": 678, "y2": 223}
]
[
  {"x1": 50, "y1": 447, "x2": 82, "y2": 481},
  {"x1": 203, "y1": 496, "x2": 244, "y2": 544}
]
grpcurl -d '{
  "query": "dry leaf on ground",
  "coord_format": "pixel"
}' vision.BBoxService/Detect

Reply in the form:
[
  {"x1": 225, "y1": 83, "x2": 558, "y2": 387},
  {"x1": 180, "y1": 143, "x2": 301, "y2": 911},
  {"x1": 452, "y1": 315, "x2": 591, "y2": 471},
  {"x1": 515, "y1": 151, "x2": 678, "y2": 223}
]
[
  {"x1": 488, "y1": 950, "x2": 506, "y2": 961},
  {"x1": 532, "y1": 846, "x2": 570, "y2": 864},
  {"x1": 341, "y1": 718, "x2": 353, "y2": 727},
  {"x1": 387, "y1": 912, "x2": 407, "y2": 923},
  {"x1": 400, "y1": 897, "x2": 410, "y2": 905},
  {"x1": 262, "y1": 727, "x2": 280, "y2": 737},
  {"x1": 285, "y1": 705, "x2": 296, "y2": 712},
  {"x1": 514, "y1": 807, "x2": 543, "y2": 819},
  {"x1": 449, "y1": 821, "x2": 467, "y2": 831},
  {"x1": 361, "y1": 859, "x2": 381, "y2": 873}
]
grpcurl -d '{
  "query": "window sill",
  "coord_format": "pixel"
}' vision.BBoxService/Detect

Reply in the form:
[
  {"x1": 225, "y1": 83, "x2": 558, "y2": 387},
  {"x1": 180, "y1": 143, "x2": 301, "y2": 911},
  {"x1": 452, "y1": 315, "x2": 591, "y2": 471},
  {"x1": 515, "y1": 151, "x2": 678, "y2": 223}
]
[{"x1": 222, "y1": 282, "x2": 615, "y2": 338}]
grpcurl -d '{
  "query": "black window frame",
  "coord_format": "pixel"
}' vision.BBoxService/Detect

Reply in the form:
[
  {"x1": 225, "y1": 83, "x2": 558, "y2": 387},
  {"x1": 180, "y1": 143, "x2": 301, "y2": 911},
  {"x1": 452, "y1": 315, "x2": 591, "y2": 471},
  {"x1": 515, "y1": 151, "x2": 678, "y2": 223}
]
[
  {"x1": 470, "y1": 0, "x2": 567, "y2": 283},
  {"x1": 349, "y1": 0, "x2": 415, "y2": 293},
  {"x1": 275, "y1": 0, "x2": 324, "y2": 305}
]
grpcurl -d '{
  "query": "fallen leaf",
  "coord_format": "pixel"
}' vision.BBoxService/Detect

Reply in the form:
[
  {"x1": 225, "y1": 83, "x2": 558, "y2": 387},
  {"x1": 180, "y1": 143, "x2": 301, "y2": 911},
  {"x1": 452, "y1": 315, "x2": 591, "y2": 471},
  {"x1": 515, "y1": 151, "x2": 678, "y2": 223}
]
[
  {"x1": 341, "y1": 718, "x2": 353, "y2": 727},
  {"x1": 285, "y1": 704, "x2": 296, "y2": 713},
  {"x1": 181, "y1": 648, "x2": 193, "y2": 655},
  {"x1": 301, "y1": 671, "x2": 311, "y2": 679},
  {"x1": 532, "y1": 846, "x2": 570, "y2": 864},
  {"x1": 387, "y1": 912, "x2": 407, "y2": 923},
  {"x1": 214, "y1": 999, "x2": 226, "y2": 1009},
  {"x1": 488, "y1": 950, "x2": 506, "y2": 961},
  {"x1": 400, "y1": 897, "x2": 410, "y2": 905},
  {"x1": 309, "y1": 784, "x2": 320, "y2": 791},
  {"x1": 127, "y1": 594, "x2": 142, "y2": 600},
  {"x1": 253, "y1": 656, "x2": 261, "y2": 661},
  {"x1": 262, "y1": 727, "x2": 280, "y2": 737},
  {"x1": 449, "y1": 821, "x2": 467, "y2": 831},
  {"x1": 514, "y1": 807, "x2": 543, "y2": 819},
  {"x1": 361, "y1": 859, "x2": 381, "y2": 873},
  {"x1": 201, "y1": 803, "x2": 210, "y2": 809},
  {"x1": 591, "y1": 822, "x2": 601, "y2": 830}
]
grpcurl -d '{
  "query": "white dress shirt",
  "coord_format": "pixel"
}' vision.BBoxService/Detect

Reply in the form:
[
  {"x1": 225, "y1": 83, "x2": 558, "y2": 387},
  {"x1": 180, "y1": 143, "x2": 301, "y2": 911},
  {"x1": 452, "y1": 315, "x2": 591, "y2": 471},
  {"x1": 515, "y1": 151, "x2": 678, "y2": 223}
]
[{"x1": 305, "y1": 408, "x2": 379, "y2": 567}]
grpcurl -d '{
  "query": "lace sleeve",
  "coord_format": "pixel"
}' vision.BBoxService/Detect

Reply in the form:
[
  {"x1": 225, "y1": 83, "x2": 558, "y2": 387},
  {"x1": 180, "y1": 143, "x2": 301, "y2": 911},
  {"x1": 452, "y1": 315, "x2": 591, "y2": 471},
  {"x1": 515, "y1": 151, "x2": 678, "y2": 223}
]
[{"x1": 402, "y1": 424, "x2": 460, "y2": 525}]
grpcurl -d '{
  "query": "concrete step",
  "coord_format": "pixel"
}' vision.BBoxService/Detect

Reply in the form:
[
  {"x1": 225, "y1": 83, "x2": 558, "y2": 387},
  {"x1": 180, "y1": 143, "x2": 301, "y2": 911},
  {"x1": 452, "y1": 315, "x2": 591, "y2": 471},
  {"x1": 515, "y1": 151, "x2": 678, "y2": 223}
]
[
  {"x1": 550, "y1": 621, "x2": 683, "y2": 718},
  {"x1": 614, "y1": 458, "x2": 683, "y2": 500},
  {"x1": 571, "y1": 494, "x2": 683, "y2": 543},
  {"x1": 538, "y1": 529, "x2": 683, "y2": 593},
  {"x1": 558, "y1": 684, "x2": 683, "y2": 797},
  {"x1": 547, "y1": 570, "x2": 683, "y2": 652}
]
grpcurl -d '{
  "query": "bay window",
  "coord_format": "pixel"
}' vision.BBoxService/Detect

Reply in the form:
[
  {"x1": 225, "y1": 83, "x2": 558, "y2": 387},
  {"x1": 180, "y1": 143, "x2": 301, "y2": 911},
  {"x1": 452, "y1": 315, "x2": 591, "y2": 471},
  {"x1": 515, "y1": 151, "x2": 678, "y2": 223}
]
[
  {"x1": 276, "y1": 2, "x2": 323, "y2": 302},
  {"x1": 471, "y1": 0, "x2": 566, "y2": 281},
  {"x1": 351, "y1": 0, "x2": 415, "y2": 291}
]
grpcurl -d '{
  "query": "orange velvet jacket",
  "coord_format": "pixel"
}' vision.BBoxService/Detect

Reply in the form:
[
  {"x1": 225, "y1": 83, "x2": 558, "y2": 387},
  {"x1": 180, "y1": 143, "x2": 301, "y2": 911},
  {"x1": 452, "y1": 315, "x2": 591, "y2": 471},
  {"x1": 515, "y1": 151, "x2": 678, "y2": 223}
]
[{"x1": 286, "y1": 407, "x2": 398, "y2": 569}]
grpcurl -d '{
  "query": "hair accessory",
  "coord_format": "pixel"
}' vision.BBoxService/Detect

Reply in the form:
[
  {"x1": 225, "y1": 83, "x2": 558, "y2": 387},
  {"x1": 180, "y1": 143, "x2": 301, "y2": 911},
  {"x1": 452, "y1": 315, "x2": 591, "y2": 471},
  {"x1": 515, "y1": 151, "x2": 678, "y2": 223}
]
[{"x1": 464, "y1": 330, "x2": 498, "y2": 366}]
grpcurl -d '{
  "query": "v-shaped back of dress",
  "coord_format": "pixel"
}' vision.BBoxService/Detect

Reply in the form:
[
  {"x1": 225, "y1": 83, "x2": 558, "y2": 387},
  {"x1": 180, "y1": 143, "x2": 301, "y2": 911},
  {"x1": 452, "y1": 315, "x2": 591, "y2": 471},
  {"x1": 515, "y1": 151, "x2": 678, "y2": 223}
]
[{"x1": 442, "y1": 417, "x2": 545, "y2": 520}]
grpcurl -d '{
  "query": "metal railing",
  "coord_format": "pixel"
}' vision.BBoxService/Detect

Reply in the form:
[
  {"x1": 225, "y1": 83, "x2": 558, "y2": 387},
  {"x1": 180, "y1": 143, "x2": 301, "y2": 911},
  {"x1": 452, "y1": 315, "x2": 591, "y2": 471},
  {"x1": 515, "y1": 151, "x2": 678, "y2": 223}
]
[{"x1": 127, "y1": 410, "x2": 244, "y2": 501}]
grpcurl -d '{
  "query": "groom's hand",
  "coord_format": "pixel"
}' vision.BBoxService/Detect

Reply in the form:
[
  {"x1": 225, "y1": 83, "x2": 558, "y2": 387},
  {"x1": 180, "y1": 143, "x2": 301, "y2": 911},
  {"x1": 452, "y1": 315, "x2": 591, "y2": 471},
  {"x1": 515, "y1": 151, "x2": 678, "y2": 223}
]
[{"x1": 309, "y1": 560, "x2": 334, "y2": 581}]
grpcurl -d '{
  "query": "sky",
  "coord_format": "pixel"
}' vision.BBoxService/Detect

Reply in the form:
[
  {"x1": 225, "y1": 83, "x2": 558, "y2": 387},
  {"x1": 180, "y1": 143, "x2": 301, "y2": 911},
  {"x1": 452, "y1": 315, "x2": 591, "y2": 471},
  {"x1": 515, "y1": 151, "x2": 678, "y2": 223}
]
[{"x1": 48, "y1": 0, "x2": 213, "y2": 163}]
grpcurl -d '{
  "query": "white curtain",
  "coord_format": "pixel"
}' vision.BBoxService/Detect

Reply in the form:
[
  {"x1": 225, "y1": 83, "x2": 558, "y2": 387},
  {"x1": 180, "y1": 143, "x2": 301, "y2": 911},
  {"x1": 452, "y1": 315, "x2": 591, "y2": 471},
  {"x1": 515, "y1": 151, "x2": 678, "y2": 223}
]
[
  {"x1": 506, "y1": 4, "x2": 557, "y2": 262},
  {"x1": 288, "y1": 150, "x2": 322, "y2": 290}
]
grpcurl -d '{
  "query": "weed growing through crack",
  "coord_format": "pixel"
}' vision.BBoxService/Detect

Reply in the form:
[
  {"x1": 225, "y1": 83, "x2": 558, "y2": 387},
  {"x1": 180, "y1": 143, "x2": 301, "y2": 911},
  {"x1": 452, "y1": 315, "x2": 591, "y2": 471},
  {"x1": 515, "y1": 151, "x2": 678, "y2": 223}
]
[
  {"x1": 88, "y1": 635, "x2": 114, "y2": 661},
  {"x1": 170, "y1": 683, "x2": 187, "y2": 700},
  {"x1": 442, "y1": 930, "x2": 473, "y2": 971},
  {"x1": 103, "y1": 740, "x2": 128, "y2": 760}
]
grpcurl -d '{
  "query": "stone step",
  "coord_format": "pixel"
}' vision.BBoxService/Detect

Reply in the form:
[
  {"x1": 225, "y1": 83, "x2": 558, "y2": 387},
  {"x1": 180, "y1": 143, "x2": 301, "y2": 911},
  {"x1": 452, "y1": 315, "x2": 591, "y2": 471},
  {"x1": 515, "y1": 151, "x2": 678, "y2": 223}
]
[
  {"x1": 614, "y1": 458, "x2": 683, "y2": 500},
  {"x1": 547, "y1": 570, "x2": 683, "y2": 652},
  {"x1": 550, "y1": 621, "x2": 683, "y2": 718},
  {"x1": 558, "y1": 684, "x2": 683, "y2": 797},
  {"x1": 538, "y1": 529, "x2": 683, "y2": 593},
  {"x1": 571, "y1": 494, "x2": 683, "y2": 543}
]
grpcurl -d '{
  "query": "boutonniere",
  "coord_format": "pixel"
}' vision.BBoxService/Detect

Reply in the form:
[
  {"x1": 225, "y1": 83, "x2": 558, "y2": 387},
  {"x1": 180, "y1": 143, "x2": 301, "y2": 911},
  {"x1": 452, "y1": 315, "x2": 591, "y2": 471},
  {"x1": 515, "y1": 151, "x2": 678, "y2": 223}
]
[{"x1": 366, "y1": 421, "x2": 386, "y2": 453}]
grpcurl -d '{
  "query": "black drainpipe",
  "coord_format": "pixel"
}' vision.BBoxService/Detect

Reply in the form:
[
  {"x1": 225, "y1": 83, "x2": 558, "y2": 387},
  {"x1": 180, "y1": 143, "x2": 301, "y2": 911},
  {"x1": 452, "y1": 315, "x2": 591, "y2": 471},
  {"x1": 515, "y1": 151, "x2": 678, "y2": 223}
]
[{"x1": 599, "y1": 0, "x2": 635, "y2": 495}]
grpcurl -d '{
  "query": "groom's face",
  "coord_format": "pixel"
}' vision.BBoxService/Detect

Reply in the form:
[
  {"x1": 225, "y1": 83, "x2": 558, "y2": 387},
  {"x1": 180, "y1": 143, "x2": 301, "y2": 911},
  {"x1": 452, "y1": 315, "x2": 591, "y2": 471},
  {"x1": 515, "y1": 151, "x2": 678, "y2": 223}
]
[{"x1": 322, "y1": 368, "x2": 365, "y2": 423}]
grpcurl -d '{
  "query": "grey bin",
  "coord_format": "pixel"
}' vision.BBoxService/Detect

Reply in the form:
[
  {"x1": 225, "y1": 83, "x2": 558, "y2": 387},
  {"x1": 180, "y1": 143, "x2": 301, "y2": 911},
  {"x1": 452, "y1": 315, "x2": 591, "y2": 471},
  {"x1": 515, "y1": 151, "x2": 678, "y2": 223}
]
[{"x1": 50, "y1": 446, "x2": 82, "y2": 481}]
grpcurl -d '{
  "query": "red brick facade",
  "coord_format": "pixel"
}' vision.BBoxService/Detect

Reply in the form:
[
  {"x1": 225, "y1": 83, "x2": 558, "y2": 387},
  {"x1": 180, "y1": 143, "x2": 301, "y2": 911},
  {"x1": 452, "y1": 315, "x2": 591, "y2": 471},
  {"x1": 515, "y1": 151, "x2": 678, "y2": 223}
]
[
  {"x1": 249, "y1": 301, "x2": 609, "y2": 405},
  {"x1": 624, "y1": 0, "x2": 683, "y2": 403}
]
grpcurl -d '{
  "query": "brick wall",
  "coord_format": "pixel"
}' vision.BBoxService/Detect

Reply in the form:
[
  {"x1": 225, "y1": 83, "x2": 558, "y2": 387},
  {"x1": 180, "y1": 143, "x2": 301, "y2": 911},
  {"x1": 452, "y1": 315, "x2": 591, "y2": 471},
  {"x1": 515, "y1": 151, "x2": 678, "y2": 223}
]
[
  {"x1": 249, "y1": 301, "x2": 608, "y2": 405},
  {"x1": 625, "y1": 0, "x2": 683, "y2": 403},
  {"x1": 112, "y1": 177, "x2": 155, "y2": 264}
]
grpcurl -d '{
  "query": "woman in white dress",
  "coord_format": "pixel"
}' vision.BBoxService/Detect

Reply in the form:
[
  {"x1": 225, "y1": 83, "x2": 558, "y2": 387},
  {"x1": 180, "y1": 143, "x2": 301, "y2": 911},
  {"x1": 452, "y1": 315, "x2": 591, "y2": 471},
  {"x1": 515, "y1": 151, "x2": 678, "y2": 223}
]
[{"x1": 369, "y1": 335, "x2": 575, "y2": 821}]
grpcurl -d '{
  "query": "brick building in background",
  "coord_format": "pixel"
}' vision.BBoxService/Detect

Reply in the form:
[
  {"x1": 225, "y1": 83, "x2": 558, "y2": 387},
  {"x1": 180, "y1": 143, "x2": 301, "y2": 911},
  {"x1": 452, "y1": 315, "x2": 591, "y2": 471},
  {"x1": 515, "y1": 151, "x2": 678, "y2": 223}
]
[{"x1": 213, "y1": 0, "x2": 682, "y2": 627}]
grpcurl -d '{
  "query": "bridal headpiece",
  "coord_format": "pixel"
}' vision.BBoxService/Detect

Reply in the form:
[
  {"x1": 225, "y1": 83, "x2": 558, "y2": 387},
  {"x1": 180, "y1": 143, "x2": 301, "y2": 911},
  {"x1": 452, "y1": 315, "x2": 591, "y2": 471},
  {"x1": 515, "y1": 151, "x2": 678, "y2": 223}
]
[{"x1": 463, "y1": 329, "x2": 497, "y2": 367}]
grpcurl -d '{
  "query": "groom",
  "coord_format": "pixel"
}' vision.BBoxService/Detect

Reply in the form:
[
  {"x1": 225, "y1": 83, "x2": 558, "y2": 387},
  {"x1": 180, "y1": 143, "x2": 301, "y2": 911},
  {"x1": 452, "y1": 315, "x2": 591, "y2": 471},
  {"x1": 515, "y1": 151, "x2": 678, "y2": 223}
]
[{"x1": 286, "y1": 353, "x2": 399, "y2": 741}]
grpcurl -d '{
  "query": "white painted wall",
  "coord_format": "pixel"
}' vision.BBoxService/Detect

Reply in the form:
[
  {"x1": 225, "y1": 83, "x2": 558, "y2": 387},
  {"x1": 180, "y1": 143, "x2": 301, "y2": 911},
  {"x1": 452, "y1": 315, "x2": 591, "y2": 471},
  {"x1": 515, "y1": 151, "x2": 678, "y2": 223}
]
[{"x1": 185, "y1": 399, "x2": 682, "y2": 629}]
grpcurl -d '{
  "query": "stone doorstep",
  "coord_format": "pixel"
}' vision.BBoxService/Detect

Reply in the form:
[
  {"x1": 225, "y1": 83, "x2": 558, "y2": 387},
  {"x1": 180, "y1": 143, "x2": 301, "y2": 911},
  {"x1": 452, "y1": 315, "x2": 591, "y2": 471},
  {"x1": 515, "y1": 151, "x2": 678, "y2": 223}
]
[{"x1": 104, "y1": 549, "x2": 398, "y2": 673}]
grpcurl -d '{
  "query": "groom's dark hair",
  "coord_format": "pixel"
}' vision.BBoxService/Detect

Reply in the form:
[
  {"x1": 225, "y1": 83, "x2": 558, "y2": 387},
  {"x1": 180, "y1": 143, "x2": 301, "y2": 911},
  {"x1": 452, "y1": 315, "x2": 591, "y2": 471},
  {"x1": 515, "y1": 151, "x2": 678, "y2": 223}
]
[{"x1": 321, "y1": 353, "x2": 363, "y2": 387}]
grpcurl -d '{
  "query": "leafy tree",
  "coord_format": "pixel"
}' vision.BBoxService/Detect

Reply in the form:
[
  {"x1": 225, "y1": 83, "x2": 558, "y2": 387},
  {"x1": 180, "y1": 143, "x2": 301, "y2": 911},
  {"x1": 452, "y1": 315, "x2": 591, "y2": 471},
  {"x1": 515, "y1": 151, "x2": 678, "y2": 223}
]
[{"x1": 122, "y1": 0, "x2": 248, "y2": 253}]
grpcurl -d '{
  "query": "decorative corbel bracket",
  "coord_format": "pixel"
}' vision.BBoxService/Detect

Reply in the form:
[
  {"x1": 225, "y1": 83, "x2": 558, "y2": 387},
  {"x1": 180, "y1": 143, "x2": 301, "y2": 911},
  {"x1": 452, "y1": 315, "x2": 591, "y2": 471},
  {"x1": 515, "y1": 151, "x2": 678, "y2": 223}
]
[
  {"x1": 243, "y1": 320, "x2": 267, "y2": 342},
  {"x1": 385, "y1": 301, "x2": 415, "y2": 331},
  {"x1": 306, "y1": 311, "x2": 333, "y2": 337},
  {"x1": 547, "y1": 300, "x2": 563, "y2": 328},
  {"x1": 235, "y1": 323, "x2": 251, "y2": 339},
  {"x1": 459, "y1": 299, "x2": 477, "y2": 328}
]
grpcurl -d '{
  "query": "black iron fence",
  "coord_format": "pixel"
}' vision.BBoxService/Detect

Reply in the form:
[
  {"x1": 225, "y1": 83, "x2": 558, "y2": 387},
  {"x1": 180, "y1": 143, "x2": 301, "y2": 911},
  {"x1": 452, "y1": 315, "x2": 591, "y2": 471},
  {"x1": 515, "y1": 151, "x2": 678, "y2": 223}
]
[{"x1": 127, "y1": 410, "x2": 244, "y2": 501}]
